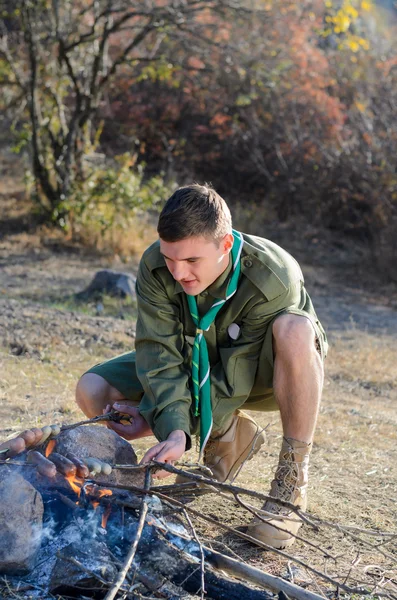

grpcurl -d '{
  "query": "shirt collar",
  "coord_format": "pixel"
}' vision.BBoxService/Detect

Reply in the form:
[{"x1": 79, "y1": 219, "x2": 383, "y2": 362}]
[{"x1": 207, "y1": 255, "x2": 232, "y2": 300}]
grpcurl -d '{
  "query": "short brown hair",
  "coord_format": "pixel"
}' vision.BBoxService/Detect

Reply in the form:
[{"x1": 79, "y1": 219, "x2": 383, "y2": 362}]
[{"x1": 157, "y1": 184, "x2": 232, "y2": 243}]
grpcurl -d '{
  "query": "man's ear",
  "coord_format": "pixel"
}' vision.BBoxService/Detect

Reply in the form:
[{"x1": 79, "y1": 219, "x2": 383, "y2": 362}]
[{"x1": 221, "y1": 233, "x2": 234, "y2": 254}]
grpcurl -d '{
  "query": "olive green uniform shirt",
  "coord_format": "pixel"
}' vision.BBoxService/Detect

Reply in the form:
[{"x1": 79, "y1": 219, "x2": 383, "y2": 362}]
[{"x1": 135, "y1": 233, "x2": 327, "y2": 446}]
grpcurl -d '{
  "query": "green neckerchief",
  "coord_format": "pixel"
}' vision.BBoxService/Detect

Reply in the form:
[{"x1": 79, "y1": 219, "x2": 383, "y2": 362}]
[{"x1": 186, "y1": 229, "x2": 244, "y2": 461}]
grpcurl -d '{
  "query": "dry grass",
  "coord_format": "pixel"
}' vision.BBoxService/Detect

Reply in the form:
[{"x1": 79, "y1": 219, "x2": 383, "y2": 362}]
[
  {"x1": 0, "y1": 280, "x2": 396, "y2": 598},
  {"x1": 0, "y1": 162, "x2": 396, "y2": 598}
]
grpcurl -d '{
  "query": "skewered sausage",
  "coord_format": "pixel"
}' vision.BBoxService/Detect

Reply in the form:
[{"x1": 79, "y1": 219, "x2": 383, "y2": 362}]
[
  {"x1": 46, "y1": 452, "x2": 77, "y2": 477},
  {"x1": 27, "y1": 451, "x2": 57, "y2": 478},
  {"x1": 65, "y1": 452, "x2": 90, "y2": 478}
]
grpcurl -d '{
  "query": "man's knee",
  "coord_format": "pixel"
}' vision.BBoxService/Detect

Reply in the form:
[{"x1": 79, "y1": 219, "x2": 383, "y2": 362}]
[
  {"x1": 272, "y1": 314, "x2": 317, "y2": 357},
  {"x1": 75, "y1": 373, "x2": 124, "y2": 418}
]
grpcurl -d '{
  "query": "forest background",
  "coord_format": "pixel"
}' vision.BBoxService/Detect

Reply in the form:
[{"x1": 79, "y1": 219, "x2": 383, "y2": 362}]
[{"x1": 1, "y1": 0, "x2": 396, "y2": 282}]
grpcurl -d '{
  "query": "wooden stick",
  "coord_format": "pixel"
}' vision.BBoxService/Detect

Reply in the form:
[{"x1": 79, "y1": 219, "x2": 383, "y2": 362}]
[
  {"x1": 206, "y1": 549, "x2": 327, "y2": 600},
  {"x1": 104, "y1": 467, "x2": 151, "y2": 600},
  {"x1": 60, "y1": 413, "x2": 119, "y2": 432},
  {"x1": 113, "y1": 461, "x2": 318, "y2": 528},
  {"x1": 183, "y1": 509, "x2": 206, "y2": 599}
]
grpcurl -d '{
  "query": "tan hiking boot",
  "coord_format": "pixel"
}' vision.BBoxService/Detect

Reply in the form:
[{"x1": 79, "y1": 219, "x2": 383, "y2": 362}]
[
  {"x1": 176, "y1": 410, "x2": 266, "y2": 484},
  {"x1": 204, "y1": 410, "x2": 266, "y2": 482},
  {"x1": 247, "y1": 437, "x2": 311, "y2": 549}
]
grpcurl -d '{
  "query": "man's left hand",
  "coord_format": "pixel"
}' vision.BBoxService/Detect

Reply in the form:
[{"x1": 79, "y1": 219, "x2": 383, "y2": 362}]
[{"x1": 141, "y1": 429, "x2": 186, "y2": 479}]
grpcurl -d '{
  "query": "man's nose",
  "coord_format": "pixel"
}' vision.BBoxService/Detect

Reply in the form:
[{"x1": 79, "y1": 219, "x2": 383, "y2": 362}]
[{"x1": 172, "y1": 262, "x2": 188, "y2": 281}]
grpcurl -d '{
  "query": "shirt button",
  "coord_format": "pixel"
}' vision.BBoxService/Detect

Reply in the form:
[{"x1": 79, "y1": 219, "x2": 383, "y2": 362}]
[
  {"x1": 243, "y1": 258, "x2": 253, "y2": 268},
  {"x1": 200, "y1": 291, "x2": 209, "y2": 297}
]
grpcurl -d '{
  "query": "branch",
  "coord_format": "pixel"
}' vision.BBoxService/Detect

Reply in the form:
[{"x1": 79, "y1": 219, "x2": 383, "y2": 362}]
[
  {"x1": 22, "y1": 4, "x2": 57, "y2": 207},
  {"x1": 0, "y1": 78, "x2": 23, "y2": 88},
  {"x1": 58, "y1": 38, "x2": 83, "y2": 100},
  {"x1": 183, "y1": 509, "x2": 206, "y2": 599},
  {"x1": 113, "y1": 461, "x2": 317, "y2": 525},
  {"x1": 96, "y1": 17, "x2": 156, "y2": 95},
  {"x1": 104, "y1": 467, "x2": 151, "y2": 600}
]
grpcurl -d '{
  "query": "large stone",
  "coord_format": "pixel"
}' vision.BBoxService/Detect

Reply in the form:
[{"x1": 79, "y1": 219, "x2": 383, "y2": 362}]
[
  {"x1": 55, "y1": 425, "x2": 145, "y2": 487},
  {"x1": 75, "y1": 269, "x2": 136, "y2": 300},
  {"x1": 0, "y1": 468, "x2": 44, "y2": 574}
]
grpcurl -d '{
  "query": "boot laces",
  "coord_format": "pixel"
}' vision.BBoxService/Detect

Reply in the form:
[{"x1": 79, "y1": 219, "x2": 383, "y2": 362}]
[{"x1": 265, "y1": 449, "x2": 304, "y2": 515}]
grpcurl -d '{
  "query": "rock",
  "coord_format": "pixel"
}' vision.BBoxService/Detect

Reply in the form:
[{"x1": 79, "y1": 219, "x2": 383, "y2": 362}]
[
  {"x1": 55, "y1": 425, "x2": 145, "y2": 487},
  {"x1": 0, "y1": 469, "x2": 44, "y2": 574},
  {"x1": 75, "y1": 269, "x2": 136, "y2": 300},
  {"x1": 49, "y1": 539, "x2": 118, "y2": 595}
]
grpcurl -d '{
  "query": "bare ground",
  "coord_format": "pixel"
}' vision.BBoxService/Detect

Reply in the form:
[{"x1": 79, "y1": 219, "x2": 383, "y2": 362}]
[{"x1": 0, "y1": 178, "x2": 396, "y2": 598}]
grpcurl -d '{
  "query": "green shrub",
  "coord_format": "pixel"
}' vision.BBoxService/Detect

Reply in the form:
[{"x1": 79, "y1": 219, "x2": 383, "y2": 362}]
[{"x1": 52, "y1": 153, "x2": 175, "y2": 246}]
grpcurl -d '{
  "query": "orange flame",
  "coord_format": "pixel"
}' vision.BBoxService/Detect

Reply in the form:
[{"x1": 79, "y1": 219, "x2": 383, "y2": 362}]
[
  {"x1": 65, "y1": 473, "x2": 84, "y2": 497},
  {"x1": 101, "y1": 504, "x2": 112, "y2": 529},
  {"x1": 45, "y1": 439, "x2": 56, "y2": 457},
  {"x1": 97, "y1": 489, "x2": 113, "y2": 498},
  {"x1": 84, "y1": 484, "x2": 113, "y2": 499}
]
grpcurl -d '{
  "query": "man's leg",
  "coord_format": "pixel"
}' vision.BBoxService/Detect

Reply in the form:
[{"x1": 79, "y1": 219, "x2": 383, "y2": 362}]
[
  {"x1": 76, "y1": 373, "x2": 131, "y2": 418},
  {"x1": 75, "y1": 352, "x2": 144, "y2": 417},
  {"x1": 248, "y1": 313, "x2": 324, "y2": 549},
  {"x1": 273, "y1": 313, "x2": 324, "y2": 443}
]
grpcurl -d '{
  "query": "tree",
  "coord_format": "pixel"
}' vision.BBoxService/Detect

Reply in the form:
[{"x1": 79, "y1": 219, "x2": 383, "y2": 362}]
[{"x1": 0, "y1": 0, "x2": 244, "y2": 225}]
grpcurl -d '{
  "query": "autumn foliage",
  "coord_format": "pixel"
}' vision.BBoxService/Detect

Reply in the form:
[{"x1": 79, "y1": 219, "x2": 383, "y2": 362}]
[{"x1": 1, "y1": 0, "x2": 396, "y2": 278}]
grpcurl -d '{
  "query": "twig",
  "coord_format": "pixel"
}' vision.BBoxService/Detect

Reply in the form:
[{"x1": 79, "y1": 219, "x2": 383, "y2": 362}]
[
  {"x1": 182, "y1": 509, "x2": 206, "y2": 599},
  {"x1": 60, "y1": 412, "x2": 124, "y2": 432},
  {"x1": 308, "y1": 514, "x2": 397, "y2": 537},
  {"x1": 113, "y1": 461, "x2": 318, "y2": 528},
  {"x1": 175, "y1": 461, "x2": 214, "y2": 477},
  {"x1": 104, "y1": 467, "x2": 151, "y2": 600}
]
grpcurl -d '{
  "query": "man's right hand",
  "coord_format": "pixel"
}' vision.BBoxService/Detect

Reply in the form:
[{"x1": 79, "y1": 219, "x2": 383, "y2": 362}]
[{"x1": 105, "y1": 403, "x2": 153, "y2": 440}]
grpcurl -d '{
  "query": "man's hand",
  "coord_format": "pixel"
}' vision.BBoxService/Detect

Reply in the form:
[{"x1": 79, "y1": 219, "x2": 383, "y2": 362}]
[
  {"x1": 104, "y1": 403, "x2": 153, "y2": 440},
  {"x1": 141, "y1": 430, "x2": 186, "y2": 479}
]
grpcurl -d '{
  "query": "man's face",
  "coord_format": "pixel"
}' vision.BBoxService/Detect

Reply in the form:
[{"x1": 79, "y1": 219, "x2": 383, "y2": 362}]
[{"x1": 160, "y1": 234, "x2": 233, "y2": 296}]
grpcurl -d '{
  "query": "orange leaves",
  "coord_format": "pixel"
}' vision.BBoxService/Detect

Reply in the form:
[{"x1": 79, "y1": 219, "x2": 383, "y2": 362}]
[{"x1": 187, "y1": 57, "x2": 205, "y2": 70}]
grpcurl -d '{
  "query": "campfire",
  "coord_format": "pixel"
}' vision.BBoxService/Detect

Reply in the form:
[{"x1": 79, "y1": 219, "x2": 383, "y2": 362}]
[
  {"x1": 0, "y1": 422, "x2": 277, "y2": 600},
  {"x1": 0, "y1": 415, "x2": 396, "y2": 600}
]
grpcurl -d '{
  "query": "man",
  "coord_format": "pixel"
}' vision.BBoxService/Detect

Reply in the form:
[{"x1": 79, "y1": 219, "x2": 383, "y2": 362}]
[{"x1": 76, "y1": 184, "x2": 327, "y2": 549}]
